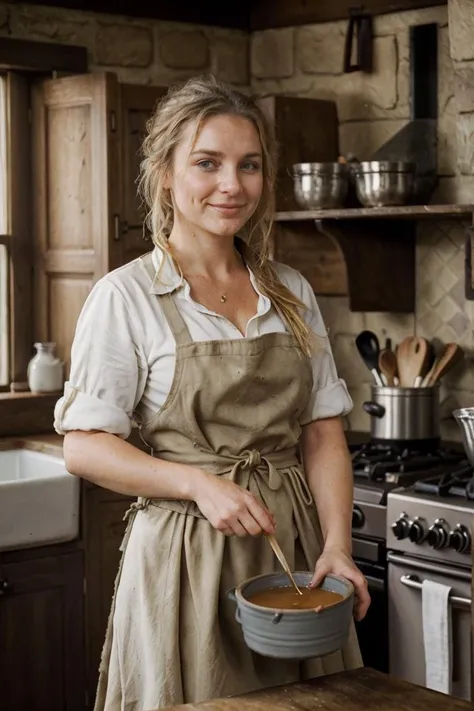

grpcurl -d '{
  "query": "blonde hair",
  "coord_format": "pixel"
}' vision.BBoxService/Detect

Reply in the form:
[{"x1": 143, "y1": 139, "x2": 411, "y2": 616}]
[{"x1": 139, "y1": 74, "x2": 315, "y2": 356}]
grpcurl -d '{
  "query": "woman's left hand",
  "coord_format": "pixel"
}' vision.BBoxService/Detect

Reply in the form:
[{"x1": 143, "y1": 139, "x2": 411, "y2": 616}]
[{"x1": 309, "y1": 545, "x2": 371, "y2": 621}]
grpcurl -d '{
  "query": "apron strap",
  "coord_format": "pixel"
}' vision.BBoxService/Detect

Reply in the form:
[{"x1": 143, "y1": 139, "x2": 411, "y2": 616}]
[
  {"x1": 140, "y1": 250, "x2": 193, "y2": 347},
  {"x1": 160, "y1": 293, "x2": 193, "y2": 346}
]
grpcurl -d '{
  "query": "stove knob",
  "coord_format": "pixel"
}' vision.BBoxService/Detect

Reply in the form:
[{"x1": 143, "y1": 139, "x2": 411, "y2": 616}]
[
  {"x1": 391, "y1": 515, "x2": 410, "y2": 540},
  {"x1": 448, "y1": 525, "x2": 471, "y2": 554},
  {"x1": 408, "y1": 518, "x2": 426, "y2": 544},
  {"x1": 352, "y1": 505, "x2": 365, "y2": 529},
  {"x1": 427, "y1": 519, "x2": 449, "y2": 550}
]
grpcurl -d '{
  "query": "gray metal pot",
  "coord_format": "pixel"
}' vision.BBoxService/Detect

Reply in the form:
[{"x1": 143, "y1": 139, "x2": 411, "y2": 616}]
[
  {"x1": 363, "y1": 385, "x2": 440, "y2": 443},
  {"x1": 350, "y1": 160, "x2": 415, "y2": 207},
  {"x1": 227, "y1": 571, "x2": 354, "y2": 659}
]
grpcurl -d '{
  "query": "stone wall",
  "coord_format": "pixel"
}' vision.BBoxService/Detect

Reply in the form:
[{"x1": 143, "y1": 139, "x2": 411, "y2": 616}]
[
  {"x1": 251, "y1": 6, "x2": 474, "y2": 439},
  {"x1": 1, "y1": 2, "x2": 472, "y2": 439},
  {"x1": 0, "y1": 2, "x2": 249, "y2": 87}
]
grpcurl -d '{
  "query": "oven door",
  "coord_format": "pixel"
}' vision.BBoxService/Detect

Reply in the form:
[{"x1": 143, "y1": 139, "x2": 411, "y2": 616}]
[
  {"x1": 388, "y1": 552, "x2": 472, "y2": 701},
  {"x1": 353, "y1": 537, "x2": 388, "y2": 673}
]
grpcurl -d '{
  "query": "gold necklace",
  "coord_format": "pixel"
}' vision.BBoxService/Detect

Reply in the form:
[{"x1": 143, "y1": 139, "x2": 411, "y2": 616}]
[{"x1": 185, "y1": 266, "x2": 237, "y2": 305}]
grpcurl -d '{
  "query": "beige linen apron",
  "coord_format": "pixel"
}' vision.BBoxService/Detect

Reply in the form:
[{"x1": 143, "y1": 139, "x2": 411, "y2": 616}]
[{"x1": 94, "y1": 253, "x2": 362, "y2": 711}]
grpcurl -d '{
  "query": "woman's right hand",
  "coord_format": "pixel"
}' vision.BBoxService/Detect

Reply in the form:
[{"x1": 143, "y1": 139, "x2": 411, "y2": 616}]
[{"x1": 193, "y1": 471, "x2": 276, "y2": 537}]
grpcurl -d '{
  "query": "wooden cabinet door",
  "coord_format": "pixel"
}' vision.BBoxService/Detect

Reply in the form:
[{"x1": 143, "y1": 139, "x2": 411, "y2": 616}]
[
  {"x1": 116, "y1": 83, "x2": 167, "y2": 265},
  {"x1": 0, "y1": 551, "x2": 85, "y2": 711},
  {"x1": 31, "y1": 72, "x2": 121, "y2": 376},
  {"x1": 83, "y1": 486, "x2": 134, "y2": 708}
]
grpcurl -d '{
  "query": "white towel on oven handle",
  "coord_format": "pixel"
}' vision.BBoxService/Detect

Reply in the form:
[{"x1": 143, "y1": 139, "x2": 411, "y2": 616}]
[{"x1": 422, "y1": 578, "x2": 453, "y2": 695}]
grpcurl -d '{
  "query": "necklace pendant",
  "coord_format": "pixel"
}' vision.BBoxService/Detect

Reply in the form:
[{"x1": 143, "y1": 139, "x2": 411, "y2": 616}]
[{"x1": 220, "y1": 295, "x2": 227, "y2": 303}]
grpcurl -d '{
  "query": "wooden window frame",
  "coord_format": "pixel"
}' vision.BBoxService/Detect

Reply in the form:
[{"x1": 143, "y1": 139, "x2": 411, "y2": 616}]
[
  {"x1": 4, "y1": 71, "x2": 33, "y2": 392},
  {"x1": 0, "y1": 39, "x2": 88, "y2": 394}
]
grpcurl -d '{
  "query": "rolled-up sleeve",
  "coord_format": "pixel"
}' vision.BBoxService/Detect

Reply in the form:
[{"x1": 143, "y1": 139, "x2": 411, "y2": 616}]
[
  {"x1": 54, "y1": 278, "x2": 145, "y2": 439},
  {"x1": 275, "y1": 264, "x2": 353, "y2": 424}
]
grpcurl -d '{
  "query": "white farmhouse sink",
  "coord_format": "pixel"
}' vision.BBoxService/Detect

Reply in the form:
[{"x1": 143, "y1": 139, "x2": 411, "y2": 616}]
[{"x1": 0, "y1": 448, "x2": 80, "y2": 551}]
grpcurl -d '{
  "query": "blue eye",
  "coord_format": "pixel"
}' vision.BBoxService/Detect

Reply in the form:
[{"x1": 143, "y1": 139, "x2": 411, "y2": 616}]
[
  {"x1": 197, "y1": 160, "x2": 215, "y2": 170},
  {"x1": 241, "y1": 161, "x2": 261, "y2": 172}
]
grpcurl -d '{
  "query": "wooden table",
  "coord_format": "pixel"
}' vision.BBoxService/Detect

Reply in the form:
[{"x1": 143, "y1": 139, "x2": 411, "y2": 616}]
[{"x1": 165, "y1": 668, "x2": 472, "y2": 711}]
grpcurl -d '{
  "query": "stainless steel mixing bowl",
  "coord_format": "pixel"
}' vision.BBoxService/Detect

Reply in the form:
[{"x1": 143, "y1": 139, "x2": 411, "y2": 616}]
[
  {"x1": 292, "y1": 162, "x2": 349, "y2": 210},
  {"x1": 351, "y1": 160, "x2": 415, "y2": 207}
]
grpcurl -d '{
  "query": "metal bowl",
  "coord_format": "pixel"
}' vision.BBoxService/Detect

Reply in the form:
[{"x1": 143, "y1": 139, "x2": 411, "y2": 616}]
[
  {"x1": 453, "y1": 407, "x2": 474, "y2": 465},
  {"x1": 351, "y1": 160, "x2": 415, "y2": 207},
  {"x1": 227, "y1": 571, "x2": 354, "y2": 659},
  {"x1": 292, "y1": 162, "x2": 349, "y2": 210}
]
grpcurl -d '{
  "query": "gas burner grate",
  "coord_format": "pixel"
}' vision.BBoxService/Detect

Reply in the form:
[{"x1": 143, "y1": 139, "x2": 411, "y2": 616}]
[
  {"x1": 350, "y1": 442, "x2": 465, "y2": 482},
  {"x1": 414, "y1": 464, "x2": 474, "y2": 499}
]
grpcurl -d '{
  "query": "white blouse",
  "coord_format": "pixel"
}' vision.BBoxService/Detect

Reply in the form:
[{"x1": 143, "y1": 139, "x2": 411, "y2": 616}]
[{"x1": 54, "y1": 247, "x2": 353, "y2": 440}]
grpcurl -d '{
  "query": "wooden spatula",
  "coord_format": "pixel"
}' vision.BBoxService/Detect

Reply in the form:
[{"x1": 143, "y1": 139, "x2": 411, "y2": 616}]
[
  {"x1": 422, "y1": 343, "x2": 464, "y2": 386},
  {"x1": 378, "y1": 348, "x2": 398, "y2": 387},
  {"x1": 267, "y1": 534, "x2": 303, "y2": 595},
  {"x1": 396, "y1": 336, "x2": 429, "y2": 387}
]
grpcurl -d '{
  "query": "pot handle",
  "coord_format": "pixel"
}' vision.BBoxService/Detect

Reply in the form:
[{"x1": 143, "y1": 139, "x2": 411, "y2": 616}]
[
  {"x1": 363, "y1": 401, "x2": 385, "y2": 418},
  {"x1": 226, "y1": 588, "x2": 242, "y2": 624}
]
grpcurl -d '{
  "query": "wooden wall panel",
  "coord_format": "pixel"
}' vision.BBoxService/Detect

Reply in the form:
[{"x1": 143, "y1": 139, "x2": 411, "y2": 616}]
[
  {"x1": 273, "y1": 222, "x2": 348, "y2": 296},
  {"x1": 48, "y1": 277, "x2": 93, "y2": 374},
  {"x1": 47, "y1": 105, "x2": 93, "y2": 250}
]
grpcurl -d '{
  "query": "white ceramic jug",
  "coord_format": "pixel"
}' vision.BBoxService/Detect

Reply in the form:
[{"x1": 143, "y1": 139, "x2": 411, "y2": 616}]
[{"x1": 27, "y1": 342, "x2": 64, "y2": 393}]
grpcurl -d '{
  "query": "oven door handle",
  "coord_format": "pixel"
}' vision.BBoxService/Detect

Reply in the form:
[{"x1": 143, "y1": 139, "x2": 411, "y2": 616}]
[
  {"x1": 364, "y1": 574, "x2": 385, "y2": 592},
  {"x1": 400, "y1": 574, "x2": 471, "y2": 611},
  {"x1": 387, "y1": 552, "x2": 471, "y2": 581}
]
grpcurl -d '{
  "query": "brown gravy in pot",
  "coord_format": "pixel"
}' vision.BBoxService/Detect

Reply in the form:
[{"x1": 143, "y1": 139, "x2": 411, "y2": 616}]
[{"x1": 247, "y1": 586, "x2": 343, "y2": 610}]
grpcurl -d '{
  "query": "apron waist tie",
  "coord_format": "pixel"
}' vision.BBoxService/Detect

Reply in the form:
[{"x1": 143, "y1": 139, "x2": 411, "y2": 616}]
[{"x1": 120, "y1": 447, "x2": 313, "y2": 547}]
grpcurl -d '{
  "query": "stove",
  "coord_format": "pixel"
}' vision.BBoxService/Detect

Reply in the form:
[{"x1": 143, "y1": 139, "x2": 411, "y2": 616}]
[
  {"x1": 349, "y1": 439, "x2": 469, "y2": 680},
  {"x1": 385, "y1": 462, "x2": 473, "y2": 701}
]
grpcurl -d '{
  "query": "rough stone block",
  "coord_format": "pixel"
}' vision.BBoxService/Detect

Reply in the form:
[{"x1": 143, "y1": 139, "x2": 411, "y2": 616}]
[
  {"x1": 456, "y1": 112, "x2": 474, "y2": 174},
  {"x1": 251, "y1": 28, "x2": 294, "y2": 79},
  {"x1": 296, "y1": 23, "x2": 345, "y2": 75},
  {"x1": 454, "y1": 63, "x2": 474, "y2": 114},
  {"x1": 448, "y1": 0, "x2": 474, "y2": 62},
  {"x1": 96, "y1": 23, "x2": 153, "y2": 67},
  {"x1": 214, "y1": 35, "x2": 248, "y2": 85},
  {"x1": 438, "y1": 96, "x2": 458, "y2": 177},
  {"x1": 12, "y1": 5, "x2": 93, "y2": 45},
  {"x1": 160, "y1": 30, "x2": 209, "y2": 69}
]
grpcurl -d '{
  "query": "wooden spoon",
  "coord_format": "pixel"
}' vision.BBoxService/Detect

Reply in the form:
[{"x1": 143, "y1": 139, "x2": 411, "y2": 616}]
[
  {"x1": 422, "y1": 343, "x2": 464, "y2": 386},
  {"x1": 378, "y1": 348, "x2": 398, "y2": 387},
  {"x1": 396, "y1": 336, "x2": 429, "y2": 387},
  {"x1": 267, "y1": 534, "x2": 303, "y2": 595}
]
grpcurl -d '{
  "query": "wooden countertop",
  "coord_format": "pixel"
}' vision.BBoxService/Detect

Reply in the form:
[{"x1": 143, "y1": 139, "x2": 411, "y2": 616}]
[
  {"x1": 164, "y1": 669, "x2": 472, "y2": 711},
  {"x1": 0, "y1": 432, "x2": 64, "y2": 456},
  {"x1": 0, "y1": 430, "x2": 370, "y2": 455}
]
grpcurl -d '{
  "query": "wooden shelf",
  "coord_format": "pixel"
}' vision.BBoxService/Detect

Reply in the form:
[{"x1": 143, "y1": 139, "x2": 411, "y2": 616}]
[
  {"x1": 272, "y1": 204, "x2": 474, "y2": 313},
  {"x1": 275, "y1": 204, "x2": 474, "y2": 222}
]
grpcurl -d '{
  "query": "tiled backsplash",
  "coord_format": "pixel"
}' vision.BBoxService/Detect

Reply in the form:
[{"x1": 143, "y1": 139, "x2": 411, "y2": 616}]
[{"x1": 318, "y1": 220, "x2": 474, "y2": 441}]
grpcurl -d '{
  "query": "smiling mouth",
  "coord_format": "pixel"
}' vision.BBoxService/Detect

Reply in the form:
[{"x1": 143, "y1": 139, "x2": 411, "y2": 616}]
[{"x1": 209, "y1": 204, "x2": 245, "y2": 210}]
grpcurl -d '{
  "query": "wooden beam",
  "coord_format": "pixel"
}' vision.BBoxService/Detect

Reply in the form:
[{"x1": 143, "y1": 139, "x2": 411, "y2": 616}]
[
  {"x1": 0, "y1": 37, "x2": 88, "y2": 74},
  {"x1": 8, "y1": 0, "x2": 251, "y2": 30},
  {"x1": 250, "y1": 0, "x2": 447, "y2": 30}
]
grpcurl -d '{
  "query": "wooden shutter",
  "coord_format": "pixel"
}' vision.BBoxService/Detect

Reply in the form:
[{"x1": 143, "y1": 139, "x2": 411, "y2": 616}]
[{"x1": 31, "y1": 72, "x2": 120, "y2": 375}]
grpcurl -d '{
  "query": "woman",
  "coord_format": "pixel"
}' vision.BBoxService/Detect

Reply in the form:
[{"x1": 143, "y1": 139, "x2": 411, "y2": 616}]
[{"x1": 54, "y1": 75, "x2": 370, "y2": 711}]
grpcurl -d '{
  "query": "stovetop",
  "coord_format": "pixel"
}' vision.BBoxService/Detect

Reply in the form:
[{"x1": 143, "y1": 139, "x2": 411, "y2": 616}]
[
  {"x1": 350, "y1": 440, "x2": 472, "y2": 546},
  {"x1": 350, "y1": 441, "x2": 465, "y2": 488}
]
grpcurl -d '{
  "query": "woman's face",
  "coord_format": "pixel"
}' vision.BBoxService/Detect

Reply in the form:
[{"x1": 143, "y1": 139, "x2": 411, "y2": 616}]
[{"x1": 168, "y1": 113, "x2": 264, "y2": 238}]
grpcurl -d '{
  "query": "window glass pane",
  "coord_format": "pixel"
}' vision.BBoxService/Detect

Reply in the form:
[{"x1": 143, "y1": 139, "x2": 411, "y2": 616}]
[
  {"x1": 0, "y1": 76, "x2": 7, "y2": 234},
  {"x1": 0, "y1": 244, "x2": 8, "y2": 385}
]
